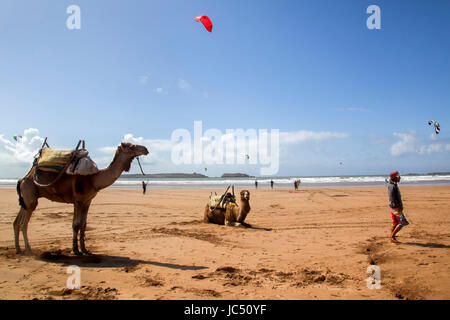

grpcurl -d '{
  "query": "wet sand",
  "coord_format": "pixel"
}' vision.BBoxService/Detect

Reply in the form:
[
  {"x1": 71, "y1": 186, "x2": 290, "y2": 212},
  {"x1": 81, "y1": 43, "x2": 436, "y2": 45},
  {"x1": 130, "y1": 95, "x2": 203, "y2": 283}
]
[{"x1": 0, "y1": 186, "x2": 449, "y2": 300}]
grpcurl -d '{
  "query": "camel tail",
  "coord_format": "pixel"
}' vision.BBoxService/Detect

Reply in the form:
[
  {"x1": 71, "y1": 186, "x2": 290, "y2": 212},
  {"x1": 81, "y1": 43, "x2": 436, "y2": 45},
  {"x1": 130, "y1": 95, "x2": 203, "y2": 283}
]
[{"x1": 16, "y1": 179, "x2": 26, "y2": 209}]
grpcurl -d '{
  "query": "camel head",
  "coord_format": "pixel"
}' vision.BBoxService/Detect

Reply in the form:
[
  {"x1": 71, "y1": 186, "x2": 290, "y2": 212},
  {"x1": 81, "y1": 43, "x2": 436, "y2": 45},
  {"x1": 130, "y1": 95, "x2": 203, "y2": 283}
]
[
  {"x1": 240, "y1": 190, "x2": 250, "y2": 201},
  {"x1": 119, "y1": 142, "x2": 149, "y2": 157},
  {"x1": 115, "y1": 142, "x2": 149, "y2": 172}
]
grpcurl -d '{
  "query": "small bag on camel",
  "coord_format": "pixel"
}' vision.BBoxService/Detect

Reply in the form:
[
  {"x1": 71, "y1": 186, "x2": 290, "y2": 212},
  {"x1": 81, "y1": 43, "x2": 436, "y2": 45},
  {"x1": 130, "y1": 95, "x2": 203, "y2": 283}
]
[{"x1": 65, "y1": 149, "x2": 99, "y2": 175}]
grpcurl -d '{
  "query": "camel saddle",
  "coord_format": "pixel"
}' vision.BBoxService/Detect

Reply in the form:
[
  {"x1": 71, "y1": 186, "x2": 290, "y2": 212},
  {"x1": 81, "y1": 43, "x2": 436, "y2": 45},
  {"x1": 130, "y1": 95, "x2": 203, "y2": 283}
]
[
  {"x1": 208, "y1": 192, "x2": 236, "y2": 210},
  {"x1": 37, "y1": 148, "x2": 74, "y2": 173},
  {"x1": 33, "y1": 139, "x2": 99, "y2": 188},
  {"x1": 37, "y1": 148, "x2": 98, "y2": 176}
]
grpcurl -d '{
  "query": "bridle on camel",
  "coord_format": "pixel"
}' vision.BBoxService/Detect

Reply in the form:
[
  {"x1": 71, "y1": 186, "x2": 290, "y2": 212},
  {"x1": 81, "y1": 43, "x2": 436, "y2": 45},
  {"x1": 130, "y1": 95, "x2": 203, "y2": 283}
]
[{"x1": 136, "y1": 156, "x2": 146, "y2": 176}]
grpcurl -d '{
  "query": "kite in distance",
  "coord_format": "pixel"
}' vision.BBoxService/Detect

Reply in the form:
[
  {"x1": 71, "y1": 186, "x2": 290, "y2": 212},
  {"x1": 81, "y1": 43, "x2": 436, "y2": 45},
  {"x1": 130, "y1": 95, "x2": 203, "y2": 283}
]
[
  {"x1": 13, "y1": 134, "x2": 22, "y2": 141},
  {"x1": 195, "y1": 15, "x2": 213, "y2": 32},
  {"x1": 428, "y1": 120, "x2": 440, "y2": 134}
]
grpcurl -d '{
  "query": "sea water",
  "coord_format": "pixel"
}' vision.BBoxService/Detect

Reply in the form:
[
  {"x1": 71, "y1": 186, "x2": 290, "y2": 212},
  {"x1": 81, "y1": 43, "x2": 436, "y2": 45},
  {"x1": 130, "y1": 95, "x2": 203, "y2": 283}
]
[{"x1": 3, "y1": 175, "x2": 449, "y2": 189}]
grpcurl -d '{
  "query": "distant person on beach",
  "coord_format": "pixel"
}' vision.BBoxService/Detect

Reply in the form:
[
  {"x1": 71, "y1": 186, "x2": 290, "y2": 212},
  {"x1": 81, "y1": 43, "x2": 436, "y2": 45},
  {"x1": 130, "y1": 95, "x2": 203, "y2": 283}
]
[
  {"x1": 294, "y1": 180, "x2": 298, "y2": 190},
  {"x1": 255, "y1": 180, "x2": 258, "y2": 189},
  {"x1": 142, "y1": 181, "x2": 148, "y2": 195},
  {"x1": 271, "y1": 180, "x2": 274, "y2": 189},
  {"x1": 388, "y1": 171, "x2": 409, "y2": 243}
]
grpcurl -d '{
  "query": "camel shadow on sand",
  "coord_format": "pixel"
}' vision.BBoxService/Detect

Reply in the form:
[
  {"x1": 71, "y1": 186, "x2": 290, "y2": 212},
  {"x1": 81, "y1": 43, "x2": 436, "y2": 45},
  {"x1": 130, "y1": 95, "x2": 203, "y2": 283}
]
[
  {"x1": 36, "y1": 251, "x2": 207, "y2": 271},
  {"x1": 403, "y1": 242, "x2": 450, "y2": 249}
]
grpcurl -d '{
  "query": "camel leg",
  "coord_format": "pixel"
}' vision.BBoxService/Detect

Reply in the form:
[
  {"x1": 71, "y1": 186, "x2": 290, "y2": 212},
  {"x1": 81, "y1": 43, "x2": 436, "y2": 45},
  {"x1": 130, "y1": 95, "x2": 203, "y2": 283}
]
[
  {"x1": 13, "y1": 210, "x2": 23, "y2": 253},
  {"x1": 72, "y1": 201, "x2": 84, "y2": 256},
  {"x1": 79, "y1": 201, "x2": 92, "y2": 255},
  {"x1": 14, "y1": 180, "x2": 38, "y2": 255},
  {"x1": 203, "y1": 206, "x2": 210, "y2": 223},
  {"x1": 237, "y1": 212, "x2": 247, "y2": 223},
  {"x1": 13, "y1": 209, "x2": 25, "y2": 254},
  {"x1": 224, "y1": 207, "x2": 236, "y2": 226},
  {"x1": 14, "y1": 205, "x2": 37, "y2": 255},
  {"x1": 21, "y1": 210, "x2": 34, "y2": 255}
]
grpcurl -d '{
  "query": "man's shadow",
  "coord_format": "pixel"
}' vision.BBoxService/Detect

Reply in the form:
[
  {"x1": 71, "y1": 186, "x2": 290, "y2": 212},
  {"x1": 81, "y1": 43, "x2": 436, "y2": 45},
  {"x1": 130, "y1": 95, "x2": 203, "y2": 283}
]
[{"x1": 403, "y1": 242, "x2": 450, "y2": 249}]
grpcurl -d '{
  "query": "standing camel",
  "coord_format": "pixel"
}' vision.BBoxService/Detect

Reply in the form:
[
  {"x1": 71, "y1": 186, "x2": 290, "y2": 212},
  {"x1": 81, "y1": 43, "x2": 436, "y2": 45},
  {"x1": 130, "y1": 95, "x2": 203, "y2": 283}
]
[{"x1": 14, "y1": 142, "x2": 149, "y2": 255}]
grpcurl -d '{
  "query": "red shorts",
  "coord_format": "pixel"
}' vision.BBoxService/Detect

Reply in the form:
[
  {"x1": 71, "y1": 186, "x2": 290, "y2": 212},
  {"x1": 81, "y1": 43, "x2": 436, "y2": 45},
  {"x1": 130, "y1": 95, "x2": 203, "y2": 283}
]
[{"x1": 391, "y1": 210, "x2": 409, "y2": 227}]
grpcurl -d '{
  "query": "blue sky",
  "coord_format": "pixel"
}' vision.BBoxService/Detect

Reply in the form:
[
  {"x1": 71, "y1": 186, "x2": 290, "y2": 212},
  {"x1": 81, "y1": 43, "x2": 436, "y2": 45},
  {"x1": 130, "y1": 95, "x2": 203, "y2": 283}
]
[{"x1": 1, "y1": 0, "x2": 449, "y2": 177}]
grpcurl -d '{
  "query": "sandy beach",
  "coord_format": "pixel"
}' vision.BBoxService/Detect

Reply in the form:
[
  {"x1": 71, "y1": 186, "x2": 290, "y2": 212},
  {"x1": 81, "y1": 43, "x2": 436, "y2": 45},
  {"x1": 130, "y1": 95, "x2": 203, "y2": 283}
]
[{"x1": 0, "y1": 186, "x2": 449, "y2": 300}]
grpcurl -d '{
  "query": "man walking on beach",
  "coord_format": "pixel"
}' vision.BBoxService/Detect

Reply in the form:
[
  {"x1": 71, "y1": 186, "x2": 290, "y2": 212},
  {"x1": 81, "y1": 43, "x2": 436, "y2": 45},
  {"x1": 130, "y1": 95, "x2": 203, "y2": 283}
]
[
  {"x1": 255, "y1": 180, "x2": 258, "y2": 189},
  {"x1": 271, "y1": 180, "x2": 274, "y2": 189},
  {"x1": 142, "y1": 181, "x2": 148, "y2": 195},
  {"x1": 388, "y1": 171, "x2": 409, "y2": 243}
]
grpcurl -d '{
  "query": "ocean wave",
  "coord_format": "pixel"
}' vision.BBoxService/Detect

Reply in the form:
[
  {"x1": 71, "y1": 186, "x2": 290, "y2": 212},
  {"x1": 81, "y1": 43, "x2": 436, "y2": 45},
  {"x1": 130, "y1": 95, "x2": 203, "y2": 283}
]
[
  {"x1": 113, "y1": 175, "x2": 450, "y2": 186},
  {"x1": 1, "y1": 175, "x2": 450, "y2": 187},
  {"x1": 0, "y1": 179, "x2": 18, "y2": 185}
]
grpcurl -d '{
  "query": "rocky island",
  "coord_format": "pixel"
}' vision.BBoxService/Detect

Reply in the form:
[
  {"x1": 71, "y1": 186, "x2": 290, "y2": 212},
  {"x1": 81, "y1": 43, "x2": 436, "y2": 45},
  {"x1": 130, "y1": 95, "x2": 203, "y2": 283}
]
[
  {"x1": 122, "y1": 173, "x2": 208, "y2": 178},
  {"x1": 221, "y1": 173, "x2": 254, "y2": 178}
]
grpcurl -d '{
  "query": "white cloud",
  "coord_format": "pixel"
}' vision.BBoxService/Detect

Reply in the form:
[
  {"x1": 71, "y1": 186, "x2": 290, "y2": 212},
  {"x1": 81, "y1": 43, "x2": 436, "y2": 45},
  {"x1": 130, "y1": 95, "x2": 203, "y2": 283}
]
[
  {"x1": 138, "y1": 75, "x2": 149, "y2": 85},
  {"x1": 178, "y1": 78, "x2": 191, "y2": 90},
  {"x1": 96, "y1": 129, "x2": 347, "y2": 171},
  {"x1": 390, "y1": 132, "x2": 450, "y2": 156},
  {"x1": 98, "y1": 146, "x2": 117, "y2": 154},
  {"x1": 279, "y1": 130, "x2": 349, "y2": 145},
  {"x1": 0, "y1": 128, "x2": 44, "y2": 165},
  {"x1": 391, "y1": 132, "x2": 418, "y2": 157},
  {"x1": 120, "y1": 129, "x2": 348, "y2": 154},
  {"x1": 153, "y1": 87, "x2": 168, "y2": 95},
  {"x1": 99, "y1": 134, "x2": 177, "y2": 167},
  {"x1": 125, "y1": 134, "x2": 175, "y2": 152},
  {"x1": 426, "y1": 144, "x2": 443, "y2": 154}
]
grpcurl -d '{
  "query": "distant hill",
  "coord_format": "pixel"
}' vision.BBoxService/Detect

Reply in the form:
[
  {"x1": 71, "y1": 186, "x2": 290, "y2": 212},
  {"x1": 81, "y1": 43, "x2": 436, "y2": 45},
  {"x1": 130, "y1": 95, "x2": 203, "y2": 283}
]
[
  {"x1": 121, "y1": 173, "x2": 208, "y2": 178},
  {"x1": 427, "y1": 172, "x2": 450, "y2": 176},
  {"x1": 221, "y1": 173, "x2": 254, "y2": 178}
]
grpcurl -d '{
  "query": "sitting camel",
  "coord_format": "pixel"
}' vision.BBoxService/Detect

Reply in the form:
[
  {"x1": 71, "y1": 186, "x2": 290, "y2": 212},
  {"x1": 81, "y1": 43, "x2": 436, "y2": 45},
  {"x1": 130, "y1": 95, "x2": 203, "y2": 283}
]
[
  {"x1": 203, "y1": 190, "x2": 251, "y2": 227},
  {"x1": 14, "y1": 142, "x2": 148, "y2": 255}
]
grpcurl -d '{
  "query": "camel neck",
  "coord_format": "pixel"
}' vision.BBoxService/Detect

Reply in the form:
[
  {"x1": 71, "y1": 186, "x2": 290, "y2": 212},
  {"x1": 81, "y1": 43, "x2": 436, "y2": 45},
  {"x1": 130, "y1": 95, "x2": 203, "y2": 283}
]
[
  {"x1": 92, "y1": 152, "x2": 131, "y2": 191},
  {"x1": 240, "y1": 199, "x2": 250, "y2": 212}
]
